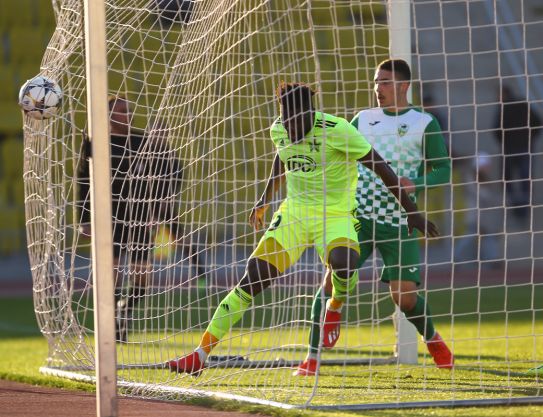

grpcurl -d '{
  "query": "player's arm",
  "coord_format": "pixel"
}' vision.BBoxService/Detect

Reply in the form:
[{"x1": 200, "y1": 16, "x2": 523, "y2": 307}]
[
  {"x1": 249, "y1": 152, "x2": 285, "y2": 230},
  {"x1": 406, "y1": 117, "x2": 451, "y2": 194},
  {"x1": 358, "y1": 148, "x2": 439, "y2": 237}
]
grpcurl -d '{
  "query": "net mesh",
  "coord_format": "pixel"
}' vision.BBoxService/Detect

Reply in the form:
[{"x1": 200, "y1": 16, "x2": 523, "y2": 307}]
[{"x1": 23, "y1": 0, "x2": 543, "y2": 409}]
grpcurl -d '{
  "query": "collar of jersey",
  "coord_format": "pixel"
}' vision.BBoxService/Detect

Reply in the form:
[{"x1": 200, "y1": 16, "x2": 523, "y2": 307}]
[{"x1": 382, "y1": 105, "x2": 413, "y2": 117}]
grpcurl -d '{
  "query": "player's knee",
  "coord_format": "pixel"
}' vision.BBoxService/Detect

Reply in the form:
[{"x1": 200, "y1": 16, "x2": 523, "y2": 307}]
[
  {"x1": 239, "y1": 257, "x2": 279, "y2": 296},
  {"x1": 328, "y1": 247, "x2": 359, "y2": 279},
  {"x1": 392, "y1": 291, "x2": 417, "y2": 312}
]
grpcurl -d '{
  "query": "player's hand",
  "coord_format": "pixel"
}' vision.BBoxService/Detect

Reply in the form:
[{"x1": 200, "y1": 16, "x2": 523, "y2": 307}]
[
  {"x1": 406, "y1": 212, "x2": 439, "y2": 237},
  {"x1": 400, "y1": 177, "x2": 416, "y2": 194},
  {"x1": 249, "y1": 202, "x2": 269, "y2": 231}
]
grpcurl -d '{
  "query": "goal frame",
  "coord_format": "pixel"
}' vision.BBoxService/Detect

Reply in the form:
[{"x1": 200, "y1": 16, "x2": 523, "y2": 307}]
[{"x1": 33, "y1": 0, "x2": 543, "y2": 412}]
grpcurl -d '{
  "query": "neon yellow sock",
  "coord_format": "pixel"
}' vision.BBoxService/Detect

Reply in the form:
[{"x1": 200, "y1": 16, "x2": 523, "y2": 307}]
[
  {"x1": 331, "y1": 270, "x2": 358, "y2": 303},
  {"x1": 206, "y1": 286, "x2": 253, "y2": 340}
]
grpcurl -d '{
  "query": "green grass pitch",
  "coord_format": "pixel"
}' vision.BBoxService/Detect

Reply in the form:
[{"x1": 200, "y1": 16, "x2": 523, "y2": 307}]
[{"x1": 1, "y1": 288, "x2": 542, "y2": 417}]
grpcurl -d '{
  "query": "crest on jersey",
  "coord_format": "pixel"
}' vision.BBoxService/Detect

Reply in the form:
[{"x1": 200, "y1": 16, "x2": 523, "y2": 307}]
[{"x1": 398, "y1": 123, "x2": 409, "y2": 137}]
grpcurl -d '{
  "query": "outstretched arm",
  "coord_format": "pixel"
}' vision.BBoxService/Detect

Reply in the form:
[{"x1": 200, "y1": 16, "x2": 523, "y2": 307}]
[
  {"x1": 358, "y1": 148, "x2": 439, "y2": 237},
  {"x1": 249, "y1": 152, "x2": 285, "y2": 230}
]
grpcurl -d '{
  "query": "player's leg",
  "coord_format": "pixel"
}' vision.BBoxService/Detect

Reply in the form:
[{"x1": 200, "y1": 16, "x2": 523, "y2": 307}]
[
  {"x1": 312, "y1": 212, "x2": 361, "y2": 350},
  {"x1": 170, "y1": 205, "x2": 303, "y2": 375},
  {"x1": 389, "y1": 280, "x2": 452, "y2": 369},
  {"x1": 116, "y1": 225, "x2": 153, "y2": 343},
  {"x1": 113, "y1": 223, "x2": 130, "y2": 342},
  {"x1": 321, "y1": 244, "x2": 359, "y2": 348},
  {"x1": 294, "y1": 219, "x2": 374, "y2": 376},
  {"x1": 169, "y1": 220, "x2": 207, "y2": 284},
  {"x1": 293, "y1": 269, "x2": 333, "y2": 376},
  {"x1": 379, "y1": 223, "x2": 453, "y2": 368},
  {"x1": 113, "y1": 253, "x2": 127, "y2": 343},
  {"x1": 204, "y1": 246, "x2": 287, "y2": 350},
  {"x1": 169, "y1": 240, "x2": 289, "y2": 375}
]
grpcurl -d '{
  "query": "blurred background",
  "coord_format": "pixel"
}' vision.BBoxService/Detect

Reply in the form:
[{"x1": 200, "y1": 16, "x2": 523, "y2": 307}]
[
  {"x1": 0, "y1": 0, "x2": 55, "y2": 292},
  {"x1": 1, "y1": 0, "x2": 542, "y2": 295}
]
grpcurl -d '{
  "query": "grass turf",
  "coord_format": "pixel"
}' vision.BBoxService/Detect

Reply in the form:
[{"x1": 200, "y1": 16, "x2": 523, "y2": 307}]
[{"x1": 1, "y1": 293, "x2": 542, "y2": 417}]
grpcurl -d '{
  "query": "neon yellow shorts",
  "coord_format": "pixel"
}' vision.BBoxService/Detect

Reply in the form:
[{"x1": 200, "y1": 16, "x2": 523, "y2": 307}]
[{"x1": 251, "y1": 202, "x2": 360, "y2": 273}]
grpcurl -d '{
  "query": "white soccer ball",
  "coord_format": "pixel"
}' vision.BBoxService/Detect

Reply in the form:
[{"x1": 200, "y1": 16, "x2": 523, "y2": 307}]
[{"x1": 18, "y1": 76, "x2": 63, "y2": 120}]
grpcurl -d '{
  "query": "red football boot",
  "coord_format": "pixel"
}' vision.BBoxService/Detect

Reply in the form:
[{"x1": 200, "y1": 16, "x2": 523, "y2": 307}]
[
  {"x1": 168, "y1": 351, "x2": 205, "y2": 376},
  {"x1": 426, "y1": 332, "x2": 454, "y2": 369},
  {"x1": 322, "y1": 308, "x2": 341, "y2": 348},
  {"x1": 292, "y1": 358, "x2": 318, "y2": 376}
]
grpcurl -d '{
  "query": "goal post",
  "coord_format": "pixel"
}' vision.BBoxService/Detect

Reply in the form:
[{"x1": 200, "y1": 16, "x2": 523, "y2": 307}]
[
  {"x1": 24, "y1": 0, "x2": 543, "y2": 411},
  {"x1": 387, "y1": 0, "x2": 419, "y2": 365},
  {"x1": 83, "y1": 0, "x2": 118, "y2": 416}
]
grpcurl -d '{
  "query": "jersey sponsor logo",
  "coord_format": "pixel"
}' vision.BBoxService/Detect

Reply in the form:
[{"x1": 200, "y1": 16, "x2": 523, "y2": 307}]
[
  {"x1": 286, "y1": 154, "x2": 317, "y2": 173},
  {"x1": 398, "y1": 123, "x2": 409, "y2": 137},
  {"x1": 369, "y1": 121, "x2": 381, "y2": 126},
  {"x1": 269, "y1": 214, "x2": 282, "y2": 231}
]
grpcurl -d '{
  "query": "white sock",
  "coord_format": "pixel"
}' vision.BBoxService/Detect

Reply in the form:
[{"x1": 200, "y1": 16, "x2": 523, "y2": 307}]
[
  {"x1": 326, "y1": 298, "x2": 342, "y2": 313},
  {"x1": 424, "y1": 331, "x2": 438, "y2": 343},
  {"x1": 195, "y1": 347, "x2": 208, "y2": 365}
]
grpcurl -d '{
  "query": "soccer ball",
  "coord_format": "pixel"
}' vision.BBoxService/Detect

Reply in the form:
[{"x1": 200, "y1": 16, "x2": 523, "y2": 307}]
[{"x1": 18, "y1": 76, "x2": 63, "y2": 120}]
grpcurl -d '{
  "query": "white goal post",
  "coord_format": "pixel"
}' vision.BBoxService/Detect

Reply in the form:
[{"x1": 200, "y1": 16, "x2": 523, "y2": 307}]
[
  {"x1": 83, "y1": 0, "x2": 118, "y2": 416},
  {"x1": 23, "y1": 0, "x2": 543, "y2": 412}
]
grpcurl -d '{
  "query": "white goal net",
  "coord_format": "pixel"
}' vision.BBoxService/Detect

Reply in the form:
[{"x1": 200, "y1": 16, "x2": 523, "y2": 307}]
[{"x1": 23, "y1": 0, "x2": 542, "y2": 410}]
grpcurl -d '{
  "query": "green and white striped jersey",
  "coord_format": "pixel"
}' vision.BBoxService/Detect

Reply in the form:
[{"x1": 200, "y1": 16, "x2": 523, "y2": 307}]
[{"x1": 351, "y1": 106, "x2": 450, "y2": 226}]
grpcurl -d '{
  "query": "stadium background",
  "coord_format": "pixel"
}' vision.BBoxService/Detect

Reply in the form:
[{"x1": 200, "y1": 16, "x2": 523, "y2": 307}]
[
  {"x1": 0, "y1": 1, "x2": 54, "y2": 276},
  {"x1": 1, "y1": 0, "x2": 542, "y2": 288}
]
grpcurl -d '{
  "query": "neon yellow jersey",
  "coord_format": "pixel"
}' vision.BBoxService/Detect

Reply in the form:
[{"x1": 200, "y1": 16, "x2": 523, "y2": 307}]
[{"x1": 270, "y1": 112, "x2": 372, "y2": 211}]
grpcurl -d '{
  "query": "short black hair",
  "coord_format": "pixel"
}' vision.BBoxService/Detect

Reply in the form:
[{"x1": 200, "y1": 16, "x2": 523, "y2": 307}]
[
  {"x1": 377, "y1": 59, "x2": 411, "y2": 81},
  {"x1": 276, "y1": 81, "x2": 315, "y2": 112}
]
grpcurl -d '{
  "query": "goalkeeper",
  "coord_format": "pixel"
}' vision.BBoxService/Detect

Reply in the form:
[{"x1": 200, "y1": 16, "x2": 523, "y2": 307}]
[
  {"x1": 78, "y1": 96, "x2": 205, "y2": 342},
  {"x1": 169, "y1": 81, "x2": 438, "y2": 376},
  {"x1": 294, "y1": 59, "x2": 453, "y2": 377}
]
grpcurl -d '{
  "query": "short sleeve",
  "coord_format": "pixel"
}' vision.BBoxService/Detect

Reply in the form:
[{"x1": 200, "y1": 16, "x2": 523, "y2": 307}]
[{"x1": 329, "y1": 119, "x2": 372, "y2": 160}]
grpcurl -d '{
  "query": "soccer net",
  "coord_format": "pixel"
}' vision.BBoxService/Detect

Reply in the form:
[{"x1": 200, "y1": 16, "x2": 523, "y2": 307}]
[{"x1": 24, "y1": 0, "x2": 542, "y2": 410}]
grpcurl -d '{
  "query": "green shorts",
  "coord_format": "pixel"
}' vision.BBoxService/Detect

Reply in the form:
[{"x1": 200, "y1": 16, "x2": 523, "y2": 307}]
[
  {"x1": 357, "y1": 216, "x2": 421, "y2": 285},
  {"x1": 252, "y1": 202, "x2": 360, "y2": 272}
]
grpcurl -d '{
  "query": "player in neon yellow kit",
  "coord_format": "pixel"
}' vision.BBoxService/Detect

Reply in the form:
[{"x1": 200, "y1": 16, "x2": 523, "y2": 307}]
[{"x1": 168, "y1": 81, "x2": 438, "y2": 376}]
